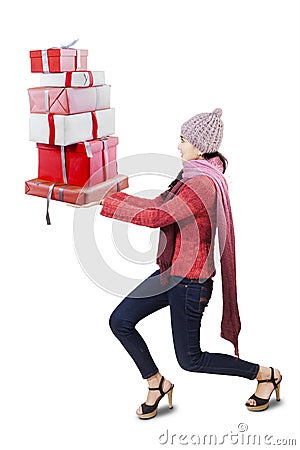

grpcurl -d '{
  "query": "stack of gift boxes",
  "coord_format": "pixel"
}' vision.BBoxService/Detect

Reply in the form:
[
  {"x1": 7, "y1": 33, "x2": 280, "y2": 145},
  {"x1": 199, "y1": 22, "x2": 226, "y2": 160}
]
[{"x1": 25, "y1": 45, "x2": 128, "y2": 224}]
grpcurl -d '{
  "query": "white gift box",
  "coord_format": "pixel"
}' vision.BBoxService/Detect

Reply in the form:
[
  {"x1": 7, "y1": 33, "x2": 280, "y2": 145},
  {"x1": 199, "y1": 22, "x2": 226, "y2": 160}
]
[
  {"x1": 29, "y1": 108, "x2": 115, "y2": 146},
  {"x1": 39, "y1": 71, "x2": 105, "y2": 87}
]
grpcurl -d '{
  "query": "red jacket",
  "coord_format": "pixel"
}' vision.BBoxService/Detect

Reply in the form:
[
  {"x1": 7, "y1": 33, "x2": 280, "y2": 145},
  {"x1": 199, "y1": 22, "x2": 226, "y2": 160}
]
[{"x1": 100, "y1": 175, "x2": 217, "y2": 279}]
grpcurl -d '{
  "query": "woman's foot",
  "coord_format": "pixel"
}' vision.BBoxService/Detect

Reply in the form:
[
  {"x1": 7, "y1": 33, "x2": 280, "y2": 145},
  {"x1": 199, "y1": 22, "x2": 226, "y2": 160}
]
[
  {"x1": 136, "y1": 372, "x2": 173, "y2": 416},
  {"x1": 246, "y1": 366, "x2": 282, "y2": 408}
]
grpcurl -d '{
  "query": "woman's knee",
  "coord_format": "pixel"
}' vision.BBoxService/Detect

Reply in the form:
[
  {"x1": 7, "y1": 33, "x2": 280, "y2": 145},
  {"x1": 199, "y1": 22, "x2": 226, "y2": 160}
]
[
  {"x1": 109, "y1": 309, "x2": 132, "y2": 337},
  {"x1": 176, "y1": 353, "x2": 203, "y2": 372},
  {"x1": 109, "y1": 310, "x2": 122, "y2": 335},
  {"x1": 177, "y1": 359, "x2": 195, "y2": 372}
]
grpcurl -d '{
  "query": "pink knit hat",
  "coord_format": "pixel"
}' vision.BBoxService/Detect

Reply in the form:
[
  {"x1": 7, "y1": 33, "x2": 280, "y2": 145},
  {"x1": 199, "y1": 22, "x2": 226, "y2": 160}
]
[{"x1": 181, "y1": 108, "x2": 224, "y2": 154}]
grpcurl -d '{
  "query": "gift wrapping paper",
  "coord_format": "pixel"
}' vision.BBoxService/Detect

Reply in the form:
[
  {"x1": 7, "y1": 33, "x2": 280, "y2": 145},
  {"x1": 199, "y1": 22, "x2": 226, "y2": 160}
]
[{"x1": 28, "y1": 85, "x2": 110, "y2": 115}]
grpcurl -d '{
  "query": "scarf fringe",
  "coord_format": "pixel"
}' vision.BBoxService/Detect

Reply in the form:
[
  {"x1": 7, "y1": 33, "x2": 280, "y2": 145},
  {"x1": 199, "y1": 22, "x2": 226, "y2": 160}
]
[{"x1": 220, "y1": 331, "x2": 240, "y2": 358}]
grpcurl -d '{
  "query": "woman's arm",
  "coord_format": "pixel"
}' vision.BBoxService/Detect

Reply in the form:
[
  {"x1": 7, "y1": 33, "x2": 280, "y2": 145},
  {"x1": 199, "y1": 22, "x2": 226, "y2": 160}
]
[
  {"x1": 100, "y1": 190, "x2": 165, "y2": 208},
  {"x1": 100, "y1": 176, "x2": 215, "y2": 228}
]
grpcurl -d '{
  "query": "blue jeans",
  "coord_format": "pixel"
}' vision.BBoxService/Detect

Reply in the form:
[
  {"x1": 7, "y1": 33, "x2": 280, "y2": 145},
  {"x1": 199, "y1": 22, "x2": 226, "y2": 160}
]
[{"x1": 109, "y1": 269, "x2": 259, "y2": 380}]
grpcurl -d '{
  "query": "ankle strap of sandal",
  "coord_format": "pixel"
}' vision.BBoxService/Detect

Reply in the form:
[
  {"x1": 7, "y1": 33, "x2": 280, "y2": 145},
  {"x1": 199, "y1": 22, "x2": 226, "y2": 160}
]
[
  {"x1": 257, "y1": 367, "x2": 278, "y2": 388},
  {"x1": 148, "y1": 375, "x2": 165, "y2": 395}
]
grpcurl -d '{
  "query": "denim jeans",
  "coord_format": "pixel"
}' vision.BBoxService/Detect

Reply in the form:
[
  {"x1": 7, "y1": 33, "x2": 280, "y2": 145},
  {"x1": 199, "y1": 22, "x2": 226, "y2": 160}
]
[{"x1": 109, "y1": 269, "x2": 259, "y2": 380}]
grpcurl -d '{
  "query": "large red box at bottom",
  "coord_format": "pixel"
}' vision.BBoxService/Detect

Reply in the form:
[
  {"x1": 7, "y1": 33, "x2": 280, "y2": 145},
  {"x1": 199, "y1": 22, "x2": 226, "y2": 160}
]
[
  {"x1": 37, "y1": 136, "x2": 118, "y2": 187},
  {"x1": 25, "y1": 174, "x2": 128, "y2": 205}
]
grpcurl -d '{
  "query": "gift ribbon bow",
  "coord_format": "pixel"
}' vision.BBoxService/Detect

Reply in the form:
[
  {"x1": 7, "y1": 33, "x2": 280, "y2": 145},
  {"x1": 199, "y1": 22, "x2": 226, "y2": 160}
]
[{"x1": 59, "y1": 39, "x2": 79, "y2": 49}]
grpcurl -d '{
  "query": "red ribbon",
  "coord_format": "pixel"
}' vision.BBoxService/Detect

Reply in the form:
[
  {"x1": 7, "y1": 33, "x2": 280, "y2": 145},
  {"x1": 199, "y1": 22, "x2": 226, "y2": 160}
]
[
  {"x1": 65, "y1": 70, "x2": 94, "y2": 87},
  {"x1": 87, "y1": 71, "x2": 94, "y2": 86},
  {"x1": 48, "y1": 113, "x2": 55, "y2": 145},
  {"x1": 65, "y1": 72, "x2": 73, "y2": 87},
  {"x1": 91, "y1": 111, "x2": 98, "y2": 139},
  {"x1": 74, "y1": 51, "x2": 78, "y2": 71}
]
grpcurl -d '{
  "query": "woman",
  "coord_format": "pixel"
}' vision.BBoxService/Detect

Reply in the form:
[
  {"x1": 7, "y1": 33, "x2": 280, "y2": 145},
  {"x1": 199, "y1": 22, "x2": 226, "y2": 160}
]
[{"x1": 99, "y1": 108, "x2": 282, "y2": 419}]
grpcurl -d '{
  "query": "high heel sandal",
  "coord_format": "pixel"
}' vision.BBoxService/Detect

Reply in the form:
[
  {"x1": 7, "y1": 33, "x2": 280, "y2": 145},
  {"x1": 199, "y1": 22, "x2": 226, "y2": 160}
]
[
  {"x1": 137, "y1": 375, "x2": 174, "y2": 419},
  {"x1": 245, "y1": 367, "x2": 282, "y2": 411}
]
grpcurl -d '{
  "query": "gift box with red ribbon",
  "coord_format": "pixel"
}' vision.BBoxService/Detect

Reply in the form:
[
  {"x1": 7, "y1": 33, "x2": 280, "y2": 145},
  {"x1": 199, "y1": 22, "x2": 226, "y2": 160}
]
[
  {"x1": 25, "y1": 173, "x2": 128, "y2": 205},
  {"x1": 25, "y1": 174, "x2": 129, "y2": 224},
  {"x1": 37, "y1": 136, "x2": 118, "y2": 187},
  {"x1": 30, "y1": 48, "x2": 88, "y2": 73},
  {"x1": 28, "y1": 85, "x2": 110, "y2": 115},
  {"x1": 29, "y1": 108, "x2": 115, "y2": 146},
  {"x1": 25, "y1": 174, "x2": 128, "y2": 225},
  {"x1": 40, "y1": 71, "x2": 105, "y2": 87}
]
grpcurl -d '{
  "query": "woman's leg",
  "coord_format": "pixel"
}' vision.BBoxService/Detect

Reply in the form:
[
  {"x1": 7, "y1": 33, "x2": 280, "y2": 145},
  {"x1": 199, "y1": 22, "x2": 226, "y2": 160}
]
[
  {"x1": 109, "y1": 269, "x2": 174, "y2": 415},
  {"x1": 109, "y1": 269, "x2": 169, "y2": 379},
  {"x1": 168, "y1": 277, "x2": 282, "y2": 407},
  {"x1": 168, "y1": 278, "x2": 259, "y2": 379}
]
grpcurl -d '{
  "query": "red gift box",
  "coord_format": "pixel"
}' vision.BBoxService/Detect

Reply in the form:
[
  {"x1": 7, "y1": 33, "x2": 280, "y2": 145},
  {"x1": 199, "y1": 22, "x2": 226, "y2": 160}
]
[
  {"x1": 25, "y1": 174, "x2": 129, "y2": 205},
  {"x1": 30, "y1": 48, "x2": 88, "y2": 73},
  {"x1": 37, "y1": 136, "x2": 118, "y2": 187}
]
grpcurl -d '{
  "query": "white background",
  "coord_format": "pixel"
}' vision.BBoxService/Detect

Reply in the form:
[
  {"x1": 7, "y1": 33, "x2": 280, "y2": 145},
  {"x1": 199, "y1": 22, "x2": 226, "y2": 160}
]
[{"x1": 1, "y1": 0, "x2": 300, "y2": 449}]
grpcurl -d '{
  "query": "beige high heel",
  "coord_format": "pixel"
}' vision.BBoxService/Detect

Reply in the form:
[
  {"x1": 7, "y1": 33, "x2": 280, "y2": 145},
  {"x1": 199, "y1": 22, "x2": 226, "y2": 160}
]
[
  {"x1": 246, "y1": 367, "x2": 282, "y2": 411},
  {"x1": 167, "y1": 386, "x2": 174, "y2": 409},
  {"x1": 137, "y1": 376, "x2": 174, "y2": 419}
]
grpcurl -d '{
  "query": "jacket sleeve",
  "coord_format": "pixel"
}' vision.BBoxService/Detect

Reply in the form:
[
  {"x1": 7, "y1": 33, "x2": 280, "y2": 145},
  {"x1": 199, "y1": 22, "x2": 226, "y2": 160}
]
[
  {"x1": 101, "y1": 190, "x2": 165, "y2": 208},
  {"x1": 100, "y1": 176, "x2": 215, "y2": 228}
]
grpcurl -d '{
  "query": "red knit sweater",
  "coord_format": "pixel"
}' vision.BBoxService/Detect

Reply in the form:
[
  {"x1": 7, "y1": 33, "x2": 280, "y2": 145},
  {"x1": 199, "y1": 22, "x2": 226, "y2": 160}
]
[{"x1": 100, "y1": 175, "x2": 217, "y2": 280}]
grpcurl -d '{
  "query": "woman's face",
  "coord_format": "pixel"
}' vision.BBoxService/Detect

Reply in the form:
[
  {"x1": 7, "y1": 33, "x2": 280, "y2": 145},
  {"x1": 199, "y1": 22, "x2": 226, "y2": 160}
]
[{"x1": 178, "y1": 135, "x2": 202, "y2": 161}]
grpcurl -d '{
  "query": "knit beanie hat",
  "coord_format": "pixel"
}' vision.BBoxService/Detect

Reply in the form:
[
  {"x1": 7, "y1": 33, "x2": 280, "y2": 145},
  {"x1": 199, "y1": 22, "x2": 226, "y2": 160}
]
[{"x1": 181, "y1": 108, "x2": 224, "y2": 154}]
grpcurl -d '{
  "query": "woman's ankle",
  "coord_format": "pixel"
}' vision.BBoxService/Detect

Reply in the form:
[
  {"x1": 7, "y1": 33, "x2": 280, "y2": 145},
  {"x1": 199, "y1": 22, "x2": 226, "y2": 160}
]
[
  {"x1": 256, "y1": 366, "x2": 280, "y2": 381},
  {"x1": 255, "y1": 366, "x2": 269, "y2": 380},
  {"x1": 147, "y1": 372, "x2": 162, "y2": 387}
]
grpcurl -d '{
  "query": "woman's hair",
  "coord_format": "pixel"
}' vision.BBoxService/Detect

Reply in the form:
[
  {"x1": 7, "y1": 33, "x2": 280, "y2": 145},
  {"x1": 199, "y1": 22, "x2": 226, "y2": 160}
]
[
  {"x1": 203, "y1": 151, "x2": 228, "y2": 173},
  {"x1": 167, "y1": 169, "x2": 184, "y2": 190}
]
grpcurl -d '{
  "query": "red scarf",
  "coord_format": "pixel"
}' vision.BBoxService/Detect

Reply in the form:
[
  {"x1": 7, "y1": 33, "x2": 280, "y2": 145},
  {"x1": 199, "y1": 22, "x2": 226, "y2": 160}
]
[{"x1": 156, "y1": 157, "x2": 241, "y2": 357}]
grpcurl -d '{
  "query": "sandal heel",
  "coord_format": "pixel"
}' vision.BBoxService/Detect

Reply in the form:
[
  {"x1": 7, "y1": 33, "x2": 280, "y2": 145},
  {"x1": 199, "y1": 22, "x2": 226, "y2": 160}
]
[
  {"x1": 168, "y1": 388, "x2": 174, "y2": 409},
  {"x1": 276, "y1": 383, "x2": 281, "y2": 401}
]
